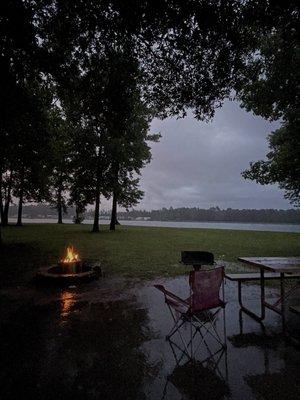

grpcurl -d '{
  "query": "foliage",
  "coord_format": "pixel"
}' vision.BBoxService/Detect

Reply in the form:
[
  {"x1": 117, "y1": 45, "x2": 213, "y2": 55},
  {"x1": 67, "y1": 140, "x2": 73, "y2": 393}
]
[
  {"x1": 236, "y1": 2, "x2": 299, "y2": 121},
  {"x1": 0, "y1": 1, "x2": 54, "y2": 226},
  {"x1": 45, "y1": 0, "x2": 254, "y2": 120},
  {"x1": 242, "y1": 118, "x2": 300, "y2": 206},
  {"x1": 237, "y1": 1, "x2": 299, "y2": 204},
  {"x1": 1, "y1": 0, "x2": 299, "y2": 234},
  {"x1": 46, "y1": 107, "x2": 74, "y2": 222}
]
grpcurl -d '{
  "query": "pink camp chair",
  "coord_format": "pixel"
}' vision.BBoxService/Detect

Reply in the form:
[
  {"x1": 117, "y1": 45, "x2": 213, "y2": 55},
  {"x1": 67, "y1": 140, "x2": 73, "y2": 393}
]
[{"x1": 155, "y1": 267, "x2": 227, "y2": 356}]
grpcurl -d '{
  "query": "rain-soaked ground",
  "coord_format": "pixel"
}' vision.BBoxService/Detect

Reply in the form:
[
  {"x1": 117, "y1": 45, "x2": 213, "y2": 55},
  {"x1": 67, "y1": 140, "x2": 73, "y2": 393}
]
[{"x1": 0, "y1": 274, "x2": 299, "y2": 400}]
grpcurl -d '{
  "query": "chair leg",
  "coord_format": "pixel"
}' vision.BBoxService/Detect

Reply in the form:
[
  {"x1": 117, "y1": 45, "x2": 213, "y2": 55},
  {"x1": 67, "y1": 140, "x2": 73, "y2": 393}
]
[
  {"x1": 222, "y1": 280, "x2": 227, "y2": 348},
  {"x1": 166, "y1": 318, "x2": 185, "y2": 340},
  {"x1": 190, "y1": 316, "x2": 193, "y2": 358},
  {"x1": 206, "y1": 309, "x2": 224, "y2": 345},
  {"x1": 193, "y1": 311, "x2": 224, "y2": 346},
  {"x1": 223, "y1": 306, "x2": 227, "y2": 349},
  {"x1": 166, "y1": 306, "x2": 191, "y2": 355}
]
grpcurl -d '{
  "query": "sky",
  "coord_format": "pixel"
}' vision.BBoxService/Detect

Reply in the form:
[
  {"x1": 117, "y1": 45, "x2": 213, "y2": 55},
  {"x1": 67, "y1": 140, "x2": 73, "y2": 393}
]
[{"x1": 129, "y1": 100, "x2": 290, "y2": 211}]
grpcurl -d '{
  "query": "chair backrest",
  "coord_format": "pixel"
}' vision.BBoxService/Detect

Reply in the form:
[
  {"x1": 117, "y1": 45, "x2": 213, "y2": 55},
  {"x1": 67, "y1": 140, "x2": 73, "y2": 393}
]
[
  {"x1": 181, "y1": 251, "x2": 214, "y2": 266},
  {"x1": 189, "y1": 267, "x2": 224, "y2": 312}
]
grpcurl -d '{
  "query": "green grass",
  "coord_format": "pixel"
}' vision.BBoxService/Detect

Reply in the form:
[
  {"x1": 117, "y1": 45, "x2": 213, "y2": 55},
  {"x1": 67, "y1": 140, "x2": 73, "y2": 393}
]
[{"x1": 0, "y1": 223, "x2": 299, "y2": 285}]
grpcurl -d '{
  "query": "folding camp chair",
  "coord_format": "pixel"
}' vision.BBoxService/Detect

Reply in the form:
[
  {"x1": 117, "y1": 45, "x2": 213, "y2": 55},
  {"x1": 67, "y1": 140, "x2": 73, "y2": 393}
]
[{"x1": 155, "y1": 267, "x2": 227, "y2": 358}]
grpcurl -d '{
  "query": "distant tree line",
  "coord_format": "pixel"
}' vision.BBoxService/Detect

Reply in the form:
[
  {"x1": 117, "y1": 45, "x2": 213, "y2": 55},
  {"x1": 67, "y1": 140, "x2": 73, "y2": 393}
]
[
  {"x1": 8, "y1": 205, "x2": 300, "y2": 225},
  {"x1": 118, "y1": 207, "x2": 300, "y2": 224},
  {"x1": 8, "y1": 204, "x2": 72, "y2": 220}
]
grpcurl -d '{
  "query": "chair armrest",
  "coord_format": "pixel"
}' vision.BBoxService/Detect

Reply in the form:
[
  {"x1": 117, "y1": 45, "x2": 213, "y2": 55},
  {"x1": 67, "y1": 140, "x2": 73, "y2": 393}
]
[{"x1": 154, "y1": 285, "x2": 189, "y2": 306}]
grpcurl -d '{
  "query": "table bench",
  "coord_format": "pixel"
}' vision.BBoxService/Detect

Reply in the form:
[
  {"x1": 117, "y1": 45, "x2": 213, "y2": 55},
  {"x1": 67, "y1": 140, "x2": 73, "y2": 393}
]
[{"x1": 225, "y1": 272, "x2": 300, "y2": 321}]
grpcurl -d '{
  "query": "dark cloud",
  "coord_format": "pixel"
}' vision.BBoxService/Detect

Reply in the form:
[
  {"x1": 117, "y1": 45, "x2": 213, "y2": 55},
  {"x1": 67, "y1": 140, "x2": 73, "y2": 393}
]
[{"x1": 137, "y1": 100, "x2": 290, "y2": 210}]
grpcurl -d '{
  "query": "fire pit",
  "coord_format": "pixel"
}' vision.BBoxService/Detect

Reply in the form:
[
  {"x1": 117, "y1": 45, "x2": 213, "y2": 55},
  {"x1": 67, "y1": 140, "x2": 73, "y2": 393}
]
[{"x1": 36, "y1": 245, "x2": 101, "y2": 284}]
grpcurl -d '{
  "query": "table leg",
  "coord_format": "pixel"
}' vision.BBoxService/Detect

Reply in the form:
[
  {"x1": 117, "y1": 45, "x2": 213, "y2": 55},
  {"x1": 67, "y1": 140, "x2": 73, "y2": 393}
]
[
  {"x1": 280, "y1": 272, "x2": 286, "y2": 333},
  {"x1": 238, "y1": 268, "x2": 265, "y2": 322},
  {"x1": 260, "y1": 267, "x2": 266, "y2": 320}
]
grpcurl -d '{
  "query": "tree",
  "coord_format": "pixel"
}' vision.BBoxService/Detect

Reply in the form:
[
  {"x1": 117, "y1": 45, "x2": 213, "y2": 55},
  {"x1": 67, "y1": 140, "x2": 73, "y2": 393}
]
[
  {"x1": 0, "y1": 1, "x2": 54, "y2": 232},
  {"x1": 242, "y1": 118, "x2": 300, "y2": 206},
  {"x1": 58, "y1": 47, "x2": 151, "y2": 233},
  {"x1": 12, "y1": 82, "x2": 52, "y2": 226},
  {"x1": 0, "y1": 170, "x2": 13, "y2": 226},
  {"x1": 109, "y1": 176, "x2": 144, "y2": 231},
  {"x1": 48, "y1": 0, "x2": 249, "y2": 232},
  {"x1": 2, "y1": 0, "x2": 298, "y2": 241},
  {"x1": 236, "y1": 2, "x2": 299, "y2": 205},
  {"x1": 98, "y1": 50, "x2": 159, "y2": 231},
  {"x1": 47, "y1": 108, "x2": 73, "y2": 224},
  {"x1": 236, "y1": 1, "x2": 299, "y2": 121}
]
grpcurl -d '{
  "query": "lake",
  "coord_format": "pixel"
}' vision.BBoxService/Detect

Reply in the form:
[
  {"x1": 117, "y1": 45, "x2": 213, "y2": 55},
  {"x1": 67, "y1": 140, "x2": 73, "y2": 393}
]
[{"x1": 9, "y1": 218, "x2": 300, "y2": 233}]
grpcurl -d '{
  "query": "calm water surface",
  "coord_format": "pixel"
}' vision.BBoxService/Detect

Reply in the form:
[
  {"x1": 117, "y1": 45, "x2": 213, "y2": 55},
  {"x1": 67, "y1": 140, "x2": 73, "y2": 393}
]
[{"x1": 12, "y1": 218, "x2": 300, "y2": 233}]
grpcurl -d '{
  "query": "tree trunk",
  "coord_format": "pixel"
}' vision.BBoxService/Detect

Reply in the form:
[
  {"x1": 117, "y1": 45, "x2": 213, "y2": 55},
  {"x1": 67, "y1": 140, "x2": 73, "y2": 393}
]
[
  {"x1": 2, "y1": 202, "x2": 9, "y2": 226},
  {"x1": 74, "y1": 205, "x2": 82, "y2": 224},
  {"x1": 92, "y1": 184, "x2": 100, "y2": 232},
  {"x1": 57, "y1": 203, "x2": 63, "y2": 224},
  {"x1": 110, "y1": 191, "x2": 118, "y2": 231},
  {"x1": 110, "y1": 162, "x2": 120, "y2": 231},
  {"x1": 2, "y1": 173, "x2": 12, "y2": 227},
  {"x1": 16, "y1": 169, "x2": 24, "y2": 226},
  {"x1": 0, "y1": 173, "x2": 2, "y2": 244},
  {"x1": 0, "y1": 202, "x2": 3, "y2": 226},
  {"x1": 92, "y1": 150, "x2": 101, "y2": 233},
  {"x1": 75, "y1": 206, "x2": 79, "y2": 224},
  {"x1": 16, "y1": 195, "x2": 23, "y2": 226},
  {"x1": 0, "y1": 172, "x2": 3, "y2": 225},
  {"x1": 57, "y1": 188, "x2": 63, "y2": 224}
]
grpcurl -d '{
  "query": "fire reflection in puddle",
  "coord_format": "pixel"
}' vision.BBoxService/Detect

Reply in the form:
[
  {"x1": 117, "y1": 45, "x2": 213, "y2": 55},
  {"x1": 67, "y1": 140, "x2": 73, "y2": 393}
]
[{"x1": 60, "y1": 291, "x2": 76, "y2": 318}]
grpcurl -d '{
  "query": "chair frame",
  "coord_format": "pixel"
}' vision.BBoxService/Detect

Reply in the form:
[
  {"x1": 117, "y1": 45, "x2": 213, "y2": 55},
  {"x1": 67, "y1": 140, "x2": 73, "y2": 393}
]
[{"x1": 155, "y1": 267, "x2": 227, "y2": 359}]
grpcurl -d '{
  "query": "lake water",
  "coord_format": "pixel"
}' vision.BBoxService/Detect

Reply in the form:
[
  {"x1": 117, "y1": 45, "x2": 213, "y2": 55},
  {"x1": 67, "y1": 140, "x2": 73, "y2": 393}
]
[{"x1": 9, "y1": 218, "x2": 300, "y2": 233}]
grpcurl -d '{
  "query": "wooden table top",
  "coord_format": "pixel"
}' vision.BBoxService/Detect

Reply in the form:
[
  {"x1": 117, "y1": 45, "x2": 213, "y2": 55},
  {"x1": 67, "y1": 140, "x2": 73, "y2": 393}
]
[{"x1": 238, "y1": 257, "x2": 300, "y2": 274}]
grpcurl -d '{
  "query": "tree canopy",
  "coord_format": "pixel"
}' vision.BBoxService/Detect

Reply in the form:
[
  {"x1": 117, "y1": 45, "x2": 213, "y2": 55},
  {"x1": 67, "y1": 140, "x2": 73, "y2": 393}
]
[
  {"x1": 242, "y1": 117, "x2": 300, "y2": 206},
  {"x1": 238, "y1": 1, "x2": 299, "y2": 205},
  {"x1": 1, "y1": 1, "x2": 299, "y2": 244}
]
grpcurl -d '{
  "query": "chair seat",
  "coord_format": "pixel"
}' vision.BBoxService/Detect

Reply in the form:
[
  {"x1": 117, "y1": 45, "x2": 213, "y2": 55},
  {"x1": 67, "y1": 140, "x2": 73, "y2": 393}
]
[
  {"x1": 191, "y1": 299, "x2": 226, "y2": 314},
  {"x1": 166, "y1": 297, "x2": 226, "y2": 316}
]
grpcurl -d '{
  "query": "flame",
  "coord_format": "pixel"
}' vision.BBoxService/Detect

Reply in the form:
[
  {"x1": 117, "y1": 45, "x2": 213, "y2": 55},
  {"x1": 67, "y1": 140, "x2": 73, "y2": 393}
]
[{"x1": 61, "y1": 245, "x2": 80, "y2": 263}]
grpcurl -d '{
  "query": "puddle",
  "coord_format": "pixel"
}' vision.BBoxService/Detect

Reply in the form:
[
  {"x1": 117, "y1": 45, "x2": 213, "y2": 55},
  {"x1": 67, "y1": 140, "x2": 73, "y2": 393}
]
[{"x1": 0, "y1": 275, "x2": 299, "y2": 400}]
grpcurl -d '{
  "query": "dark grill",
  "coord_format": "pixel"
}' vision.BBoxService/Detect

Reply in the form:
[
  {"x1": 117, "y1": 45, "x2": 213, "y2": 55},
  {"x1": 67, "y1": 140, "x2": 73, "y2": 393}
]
[{"x1": 180, "y1": 251, "x2": 214, "y2": 270}]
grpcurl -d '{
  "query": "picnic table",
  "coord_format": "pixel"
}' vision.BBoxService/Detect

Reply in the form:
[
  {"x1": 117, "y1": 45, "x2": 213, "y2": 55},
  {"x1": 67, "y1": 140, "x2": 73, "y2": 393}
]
[{"x1": 237, "y1": 257, "x2": 300, "y2": 332}]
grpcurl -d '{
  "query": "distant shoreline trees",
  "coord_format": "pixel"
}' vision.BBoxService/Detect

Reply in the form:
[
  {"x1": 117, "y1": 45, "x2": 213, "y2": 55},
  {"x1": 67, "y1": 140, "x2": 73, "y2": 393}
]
[
  {"x1": 6, "y1": 204, "x2": 300, "y2": 225},
  {"x1": 117, "y1": 207, "x2": 300, "y2": 224}
]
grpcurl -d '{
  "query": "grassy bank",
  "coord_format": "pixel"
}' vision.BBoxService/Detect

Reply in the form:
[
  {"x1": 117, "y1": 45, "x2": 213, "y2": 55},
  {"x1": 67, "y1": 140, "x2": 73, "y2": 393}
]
[{"x1": 0, "y1": 223, "x2": 299, "y2": 285}]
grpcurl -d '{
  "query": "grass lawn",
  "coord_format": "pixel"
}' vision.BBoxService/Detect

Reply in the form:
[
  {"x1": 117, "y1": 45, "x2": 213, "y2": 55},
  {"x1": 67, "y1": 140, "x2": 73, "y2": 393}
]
[{"x1": 0, "y1": 223, "x2": 299, "y2": 285}]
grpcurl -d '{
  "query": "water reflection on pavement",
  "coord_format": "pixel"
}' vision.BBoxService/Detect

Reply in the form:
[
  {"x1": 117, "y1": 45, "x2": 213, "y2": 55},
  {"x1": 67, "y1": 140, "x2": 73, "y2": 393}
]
[{"x1": 0, "y1": 276, "x2": 299, "y2": 400}]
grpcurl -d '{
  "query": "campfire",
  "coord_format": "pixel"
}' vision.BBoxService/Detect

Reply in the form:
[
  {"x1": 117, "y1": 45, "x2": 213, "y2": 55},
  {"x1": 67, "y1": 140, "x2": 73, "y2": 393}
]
[
  {"x1": 61, "y1": 245, "x2": 80, "y2": 264},
  {"x1": 36, "y1": 244, "x2": 101, "y2": 284},
  {"x1": 59, "y1": 245, "x2": 82, "y2": 274}
]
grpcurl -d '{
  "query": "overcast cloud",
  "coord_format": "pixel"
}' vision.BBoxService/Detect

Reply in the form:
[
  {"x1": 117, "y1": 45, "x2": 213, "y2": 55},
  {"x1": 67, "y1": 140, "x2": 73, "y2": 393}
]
[{"x1": 133, "y1": 100, "x2": 290, "y2": 210}]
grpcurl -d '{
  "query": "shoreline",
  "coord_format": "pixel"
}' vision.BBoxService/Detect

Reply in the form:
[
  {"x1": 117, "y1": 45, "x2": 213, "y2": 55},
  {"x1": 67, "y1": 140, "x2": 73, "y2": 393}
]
[{"x1": 6, "y1": 218, "x2": 300, "y2": 233}]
